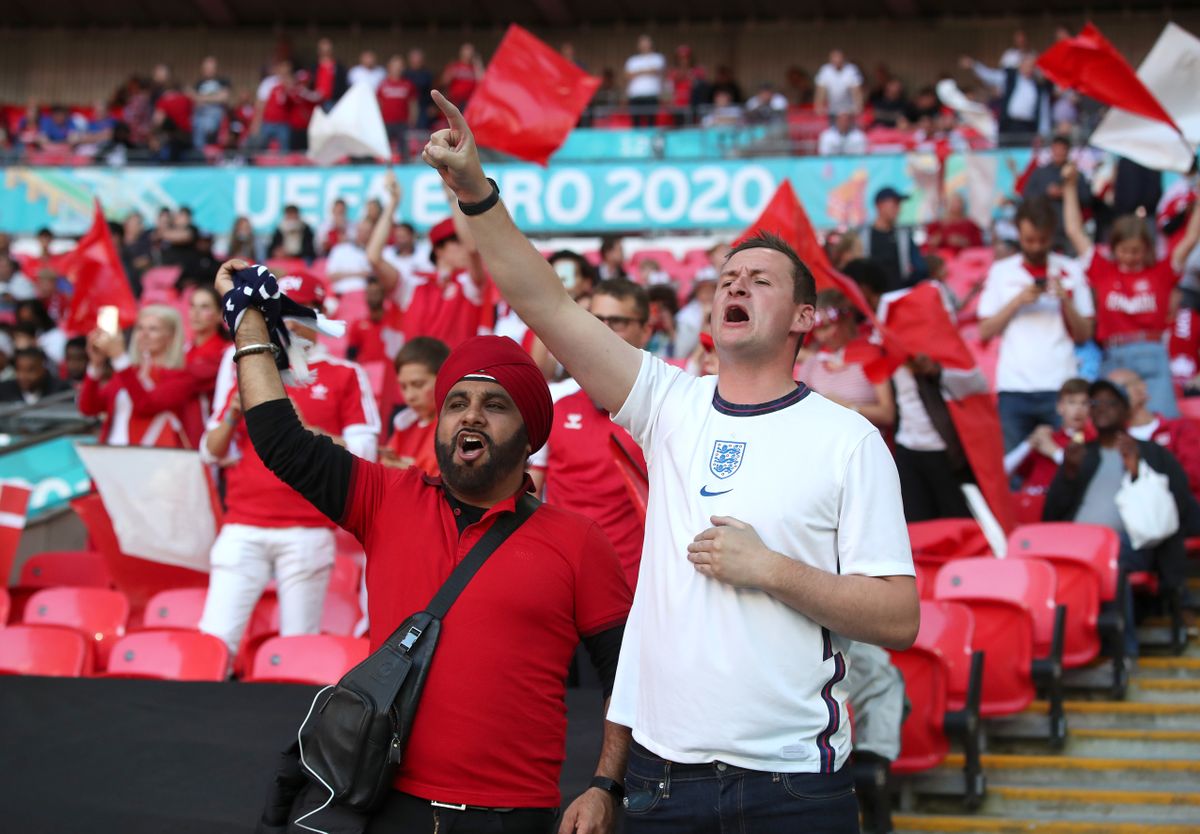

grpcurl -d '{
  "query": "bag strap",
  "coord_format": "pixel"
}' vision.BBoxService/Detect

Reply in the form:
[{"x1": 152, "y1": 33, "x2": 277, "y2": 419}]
[{"x1": 425, "y1": 492, "x2": 539, "y2": 621}]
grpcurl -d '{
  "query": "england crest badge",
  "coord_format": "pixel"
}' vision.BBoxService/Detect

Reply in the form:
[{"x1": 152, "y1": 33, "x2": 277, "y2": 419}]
[{"x1": 709, "y1": 440, "x2": 746, "y2": 480}]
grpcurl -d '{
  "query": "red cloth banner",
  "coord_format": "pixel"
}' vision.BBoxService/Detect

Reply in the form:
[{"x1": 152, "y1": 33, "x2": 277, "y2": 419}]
[
  {"x1": 465, "y1": 25, "x2": 601, "y2": 166},
  {"x1": 61, "y1": 201, "x2": 138, "y2": 338}
]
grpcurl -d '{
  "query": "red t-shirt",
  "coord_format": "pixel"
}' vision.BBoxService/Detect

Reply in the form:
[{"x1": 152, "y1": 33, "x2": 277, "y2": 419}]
[
  {"x1": 347, "y1": 317, "x2": 389, "y2": 364},
  {"x1": 533, "y1": 382, "x2": 644, "y2": 590},
  {"x1": 385, "y1": 410, "x2": 438, "y2": 476},
  {"x1": 261, "y1": 83, "x2": 291, "y2": 125},
  {"x1": 340, "y1": 465, "x2": 632, "y2": 806},
  {"x1": 443, "y1": 61, "x2": 478, "y2": 105},
  {"x1": 377, "y1": 77, "x2": 416, "y2": 125},
  {"x1": 1016, "y1": 426, "x2": 1096, "y2": 494},
  {"x1": 1086, "y1": 251, "x2": 1178, "y2": 344},
  {"x1": 215, "y1": 357, "x2": 376, "y2": 528},
  {"x1": 186, "y1": 333, "x2": 231, "y2": 415},
  {"x1": 78, "y1": 363, "x2": 202, "y2": 448},
  {"x1": 288, "y1": 86, "x2": 318, "y2": 131},
  {"x1": 401, "y1": 271, "x2": 488, "y2": 349},
  {"x1": 923, "y1": 219, "x2": 984, "y2": 254},
  {"x1": 315, "y1": 61, "x2": 337, "y2": 101},
  {"x1": 155, "y1": 90, "x2": 193, "y2": 133}
]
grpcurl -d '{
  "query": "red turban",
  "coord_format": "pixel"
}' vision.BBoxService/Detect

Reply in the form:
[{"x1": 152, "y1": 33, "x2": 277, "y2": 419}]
[{"x1": 434, "y1": 335, "x2": 553, "y2": 453}]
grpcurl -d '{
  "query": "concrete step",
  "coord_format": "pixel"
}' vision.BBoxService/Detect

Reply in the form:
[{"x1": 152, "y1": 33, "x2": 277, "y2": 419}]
[
  {"x1": 1135, "y1": 657, "x2": 1200, "y2": 678},
  {"x1": 1023, "y1": 699, "x2": 1200, "y2": 730},
  {"x1": 1127, "y1": 679, "x2": 1200, "y2": 704},
  {"x1": 894, "y1": 814, "x2": 1200, "y2": 833},
  {"x1": 1063, "y1": 728, "x2": 1200, "y2": 760},
  {"x1": 974, "y1": 784, "x2": 1200, "y2": 825},
  {"x1": 938, "y1": 753, "x2": 1200, "y2": 791}
]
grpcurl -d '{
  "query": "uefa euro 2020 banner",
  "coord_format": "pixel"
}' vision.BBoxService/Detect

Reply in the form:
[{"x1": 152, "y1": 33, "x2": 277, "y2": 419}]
[{"x1": 1, "y1": 150, "x2": 1030, "y2": 238}]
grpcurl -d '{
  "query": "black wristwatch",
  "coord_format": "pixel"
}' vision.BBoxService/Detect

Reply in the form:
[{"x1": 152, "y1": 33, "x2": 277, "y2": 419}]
[
  {"x1": 458, "y1": 178, "x2": 500, "y2": 216},
  {"x1": 588, "y1": 776, "x2": 625, "y2": 803}
]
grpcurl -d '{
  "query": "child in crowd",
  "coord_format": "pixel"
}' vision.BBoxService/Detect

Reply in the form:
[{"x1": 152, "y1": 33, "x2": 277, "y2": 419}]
[
  {"x1": 1006, "y1": 376, "x2": 1094, "y2": 493},
  {"x1": 380, "y1": 336, "x2": 449, "y2": 475}
]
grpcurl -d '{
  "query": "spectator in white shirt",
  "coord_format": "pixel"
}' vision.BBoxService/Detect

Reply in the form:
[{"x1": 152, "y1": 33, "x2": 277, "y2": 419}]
[
  {"x1": 814, "y1": 49, "x2": 863, "y2": 118},
  {"x1": 963, "y1": 53, "x2": 1051, "y2": 144},
  {"x1": 701, "y1": 90, "x2": 744, "y2": 127},
  {"x1": 348, "y1": 50, "x2": 386, "y2": 90},
  {"x1": 624, "y1": 34, "x2": 666, "y2": 127},
  {"x1": 977, "y1": 197, "x2": 1095, "y2": 452},
  {"x1": 818, "y1": 112, "x2": 868, "y2": 156},
  {"x1": 744, "y1": 83, "x2": 788, "y2": 123},
  {"x1": 324, "y1": 221, "x2": 374, "y2": 294}
]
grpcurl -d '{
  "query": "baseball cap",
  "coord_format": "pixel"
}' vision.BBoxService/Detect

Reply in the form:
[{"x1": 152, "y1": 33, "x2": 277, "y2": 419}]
[
  {"x1": 874, "y1": 187, "x2": 909, "y2": 204},
  {"x1": 429, "y1": 217, "x2": 457, "y2": 248},
  {"x1": 1088, "y1": 379, "x2": 1130, "y2": 407},
  {"x1": 276, "y1": 270, "x2": 328, "y2": 309}
]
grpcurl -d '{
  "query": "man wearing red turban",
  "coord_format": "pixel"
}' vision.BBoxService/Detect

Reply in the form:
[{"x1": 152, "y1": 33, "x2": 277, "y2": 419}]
[{"x1": 216, "y1": 260, "x2": 632, "y2": 834}]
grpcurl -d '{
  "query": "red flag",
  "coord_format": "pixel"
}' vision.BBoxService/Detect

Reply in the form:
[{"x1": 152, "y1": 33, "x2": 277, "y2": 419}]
[
  {"x1": 61, "y1": 201, "x2": 138, "y2": 338},
  {"x1": 0, "y1": 482, "x2": 31, "y2": 586},
  {"x1": 465, "y1": 25, "x2": 601, "y2": 166},
  {"x1": 1037, "y1": 23, "x2": 1179, "y2": 129},
  {"x1": 736, "y1": 180, "x2": 905, "y2": 381},
  {"x1": 881, "y1": 283, "x2": 1015, "y2": 533}
]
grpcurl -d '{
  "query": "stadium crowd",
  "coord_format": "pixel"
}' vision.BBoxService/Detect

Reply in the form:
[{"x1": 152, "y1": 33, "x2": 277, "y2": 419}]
[{"x1": 0, "y1": 27, "x2": 1105, "y2": 164}]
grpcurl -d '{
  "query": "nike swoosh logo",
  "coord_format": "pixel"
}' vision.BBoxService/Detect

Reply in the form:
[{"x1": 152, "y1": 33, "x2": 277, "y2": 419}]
[{"x1": 700, "y1": 486, "x2": 733, "y2": 497}]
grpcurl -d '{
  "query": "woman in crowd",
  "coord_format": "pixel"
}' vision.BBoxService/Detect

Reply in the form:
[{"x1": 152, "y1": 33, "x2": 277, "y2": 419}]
[
  {"x1": 795, "y1": 288, "x2": 895, "y2": 430},
  {"x1": 78, "y1": 305, "x2": 202, "y2": 447},
  {"x1": 184, "y1": 285, "x2": 230, "y2": 418},
  {"x1": 224, "y1": 216, "x2": 258, "y2": 261},
  {"x1": 1063, "y1": 163, "x2": 1200, "y2": 418}
]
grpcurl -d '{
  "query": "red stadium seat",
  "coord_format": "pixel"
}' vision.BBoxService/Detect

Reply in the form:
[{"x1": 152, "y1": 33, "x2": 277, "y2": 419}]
[
  {"x1": 1007, "y1": 523, "x2": 1118, "y2": 601},
  {"x1": 18, "y1": 550, "x2": 112, "y2": 589},
  {"x1": 104, "y1": 631, "x2": 228, "y2": 681},
  {"x1": 0, "y1": 588, "x2": 8, "y2": 625},
  {"x1": 1011, "y1": 492, "x2": 1046, "y2": 526},
  {"x1": 934, "y1": 558, "x2": 1066, "y2": 746},
  {"x1": 329, "y1": 553, "x2": 362, "y2": 597},
  {"x1": 889, "y1": 646, "x2": 948, "y2": 773},
  {"x1": 907, "y1": 519, "x2": 991, "y2": 562},
  {"x1": 140, "y1": 266, "x2": 182, "y2": 291},
  {"x1": 0, "y1": 625, "x2": 89, "y2": 677},
  {"x1": 915, "y1": 600, "x2": 977, "y2": 712},
  {"x1": 1177, "y1": 397, "x2": 1200, "y2": 424},
  {"x1": 22, "y1": 587, "x2": 130, "y2": 672},
  {"x1": 247, "y1": 634, "x2": 369, "y2": 685},
  {"x1": 141, "y1": 588, "x2": 208, "y2": 630},
  {"x1": 316, "y1": 590, "x2": 362, "y2": 637}
]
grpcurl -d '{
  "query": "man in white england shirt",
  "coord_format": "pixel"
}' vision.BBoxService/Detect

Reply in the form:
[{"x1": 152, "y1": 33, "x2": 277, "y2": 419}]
[
  {"x1": 624, "y1": 35, "x2": 665, "y2": 127},
  {"x1": 815, "y1": 49, "x2": 863, "y2": 118},
  {"x1": 421, "y1": 90, "x2": 918, "y2": 833}
]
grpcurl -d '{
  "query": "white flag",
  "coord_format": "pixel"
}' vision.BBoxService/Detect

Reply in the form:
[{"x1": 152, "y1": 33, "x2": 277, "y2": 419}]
[
  {"x1": 307, "y1": 81, "x2": 391, "y2": 165},
  {"x1": 1090, "y1": 23, "x2": 1200, "y2": 172},
  {"x1": 76, "y1": 445, "x2": 217, "y2": 572},
  {"x1": 936, "y1": 79, "x2": 997, "y2": 144}
]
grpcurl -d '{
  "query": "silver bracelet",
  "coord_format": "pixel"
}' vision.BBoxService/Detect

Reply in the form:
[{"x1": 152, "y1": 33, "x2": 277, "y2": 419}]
[{"x1": 232, "y1": 343, "x2": 279, "y2": 363}]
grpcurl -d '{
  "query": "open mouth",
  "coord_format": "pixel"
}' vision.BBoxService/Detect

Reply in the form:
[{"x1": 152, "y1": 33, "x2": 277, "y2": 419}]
[
  {"x1": 724, "y1": 304, "x2": 750, "y2": 324},
  {"x1": 455, "y1": 431, "x2": 489, "y2": 463}
]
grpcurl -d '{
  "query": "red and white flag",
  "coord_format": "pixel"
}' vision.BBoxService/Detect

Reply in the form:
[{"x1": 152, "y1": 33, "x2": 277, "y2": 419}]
[
  {"x1": 0, "y1": 482, "x2": 32, "y2": 585},
  {"x1": 61, "y1": 200, "x2": 139, "y2": 338}
]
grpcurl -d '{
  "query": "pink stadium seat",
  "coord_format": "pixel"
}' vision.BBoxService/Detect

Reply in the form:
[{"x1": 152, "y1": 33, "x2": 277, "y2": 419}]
[
  {"x1": 141, "y1": 588, "x2": 208, "y2": 631},
  {"x1": 915, "y1": 600, "x2": 977, "y2": 713},
  {"x1": 140, "y1": 266, "x2": 182, "y2": 291},
  {"x1": 888, "y1": 646, "x2": 948, "y2": 773},
  {"x1": 0, "y1": 625, "x2": 89, "y2": 677},
  {"x1": 933, "y1": 558, "x2": 1057, "y2": 720},
  {"x1": 247, "y1": 634, "x2": 369, "y2": 685},
  {"x1": 329, "y1": 553, "x2": 362, "y2": 597},
  {"x1": 1177, "y1": 397, "x2": 1200, "y2": 424},
  {"x1": 22, "y1": 587, "x2": 130, "y2": 672},
  {"x1": 104, "y1": 631, "x2": 229, "y2": 681},
  {"x1": 1007, "y1": 523, "x2": 1118, "y2": 602},
  {"x1": 18, "y1": 550, "x2": 113, "y2": 589}
]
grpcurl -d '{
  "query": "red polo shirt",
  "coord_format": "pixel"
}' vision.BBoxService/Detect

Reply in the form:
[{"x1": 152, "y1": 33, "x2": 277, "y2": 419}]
[
  {"x1": 377, "y1": 76, "x2": 416, "y2": 125},
  {"x1": 1086, "y1": 251, "x2": 1178, "y2": 344},
  {"x1": 340, "y1": 462, "x2": 632, "y2": 807},
  {"x1": 531, "y1": 380, "x2": 644, "y2": 589},
  {"x1": 400, "y1": 270, "x2": 488, "y2": 349}
]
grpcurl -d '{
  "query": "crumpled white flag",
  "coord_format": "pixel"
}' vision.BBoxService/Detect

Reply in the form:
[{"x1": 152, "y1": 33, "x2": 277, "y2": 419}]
[{"x1": 308, "y1": 81, "x2": 391, "y2": 165}]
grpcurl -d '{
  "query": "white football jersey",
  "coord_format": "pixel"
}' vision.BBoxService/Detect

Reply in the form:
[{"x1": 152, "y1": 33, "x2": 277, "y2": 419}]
[{"x1": 610, "y1": 353, "x2": 913, "y2": 773}]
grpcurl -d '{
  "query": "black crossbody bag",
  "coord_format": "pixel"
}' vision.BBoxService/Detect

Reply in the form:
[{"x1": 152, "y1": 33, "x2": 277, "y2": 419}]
[{"x1": 295, "y1": 494, "x2": 540, "y2": 814}]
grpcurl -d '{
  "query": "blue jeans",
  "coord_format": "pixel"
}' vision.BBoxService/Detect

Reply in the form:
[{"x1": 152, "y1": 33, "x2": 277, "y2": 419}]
[
  {"x1": 1101, "y1": 339, "x2": 1179, "y2": 418},
  {"x1": 192, "y1": 105, "x2": 224, "y2": 149},
  {"x1": 998, "y1": 390, "x2": 1062, "y2": 452},
  {"x1": 1116, "y1": 531, "x2": 1155, "y2": 659},
  {"x1": 255, "y1": 121, "x2": 290, "y2": 152},
  {"x1": 623, "y1": 741, "x2": 859, "y2": 834}
]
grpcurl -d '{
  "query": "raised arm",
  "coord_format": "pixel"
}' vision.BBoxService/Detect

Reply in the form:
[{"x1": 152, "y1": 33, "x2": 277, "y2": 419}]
[
  {"x1": 421, "y1": 91, "x2": 643, "y2": 414},
  {"x1": 445, "y1": 184, "x2": 488, "y2": 290},
  {"x1": 366, "y1": 172, "x2": 402, "y2": 295},
  {"x1": 1172, "y1": 187, "x2": 1200, "y2": 275},
  {"x1": 1061, "y1": 163, "x2": 1092, "y2": 259}
]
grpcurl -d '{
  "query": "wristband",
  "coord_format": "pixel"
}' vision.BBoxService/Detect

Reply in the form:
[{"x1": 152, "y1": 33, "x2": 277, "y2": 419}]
[
  {"x1": 233, "y1": 343, "x2": 280, "y2": 363},
  {"x1": 458, "y1": 178, "x2": 500, "y2": 216},
  {"x1": 588, "y1": 776, "x2": 625, "y2": 803}
]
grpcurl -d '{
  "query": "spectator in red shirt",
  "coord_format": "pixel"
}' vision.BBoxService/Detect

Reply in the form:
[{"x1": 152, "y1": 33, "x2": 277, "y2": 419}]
[
  {"x1": 531, "y1": 278, "x2": 652, "y2": 589},
  {"x1": 441, "y1": 42, "x2": 484, "y2": 111},
  {"x1": 378, "y1": 54, "x2": 417, "y2": 159},
  {"x1": 152, "y1": 68, "x2": 194, "y2": 161},
  {"x1": 924, "y1": 192, "x2": 985, "y2": 255},
  {"x1": 1006, "y1": 377, "x2": 1093, "y2": 493},
  {"x1": 310, "y1": 37, "x2": 348, "y2": 111},
  {"x1": 198, "y1": 271, "x2": 380, "y2": 662},
  {"x1": 1064, "y1": 162, "x2": 1200, "y2": 419},
  {"x1": 382, "y1": 336, "x2": 449, "y2": 476},
  {"x1": 667, "y1": 45, "x2": 706, "y2": 125},
  {"x1": 345, "y1": 278, "x2": 393, "y2": 364},
  {"x1": 1109, "y1": 367, "x2": 1200, "y2": 496},
  {"x1": 317, "y1": 198, "x2": 349, "y2": 255},
  {"x1": 216, "y1": 259, "x2": 633, "y2": 831},
  {"x1": 287, "y1": 68, "x2": 323, "y2": 152},
  {"x1": 253, "y1": 60, "x2": 294, "y2": 152},
  {"x1": 185, "y1": 285, "x2": 230, "y2": 419},
  {"x1": 78, "y1": 305, "x2": 203, "y2": 448}
]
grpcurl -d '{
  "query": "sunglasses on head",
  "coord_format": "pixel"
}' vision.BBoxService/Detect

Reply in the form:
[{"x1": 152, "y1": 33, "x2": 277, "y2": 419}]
[{"x1": 813, "y1": 307, "x2": 848, "y2": 327}]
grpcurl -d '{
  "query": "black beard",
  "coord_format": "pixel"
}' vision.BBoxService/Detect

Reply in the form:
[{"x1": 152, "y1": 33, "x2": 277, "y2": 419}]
[{"x1": 435, "y1": 425, "x2": 530, "y2": 498}]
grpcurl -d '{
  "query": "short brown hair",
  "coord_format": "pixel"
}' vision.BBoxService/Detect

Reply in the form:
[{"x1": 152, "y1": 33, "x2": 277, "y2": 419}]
[
  {"x1": 725, "y1": 232, "x2": 817, "y2": 305},
  {"x1": 1016, "y1": 197, "x2": 1058, "y2": 234},
  {"x1": 1108, "y1": 215, "x2": 1154, "y2": 259},
  {"x1": 393, "y1": 336, "x2": 450, "y2": 375},
  {"x1": 1058, "y1": 377, "x2": 1089, "y2": 399},
  {"x1": 593, "y1": 278, "x2": 650, "y2": 322}
]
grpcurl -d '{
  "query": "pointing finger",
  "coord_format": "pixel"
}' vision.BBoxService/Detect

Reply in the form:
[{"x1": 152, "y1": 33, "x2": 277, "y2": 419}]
[{"x1": 431, "y1": 89, "x2": 468, "y2": 135}]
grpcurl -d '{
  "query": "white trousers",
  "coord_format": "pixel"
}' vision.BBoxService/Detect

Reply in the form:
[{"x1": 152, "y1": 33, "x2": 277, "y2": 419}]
[{"x1": 198, "y1": 523, "x2": 335, "y2": 657}]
